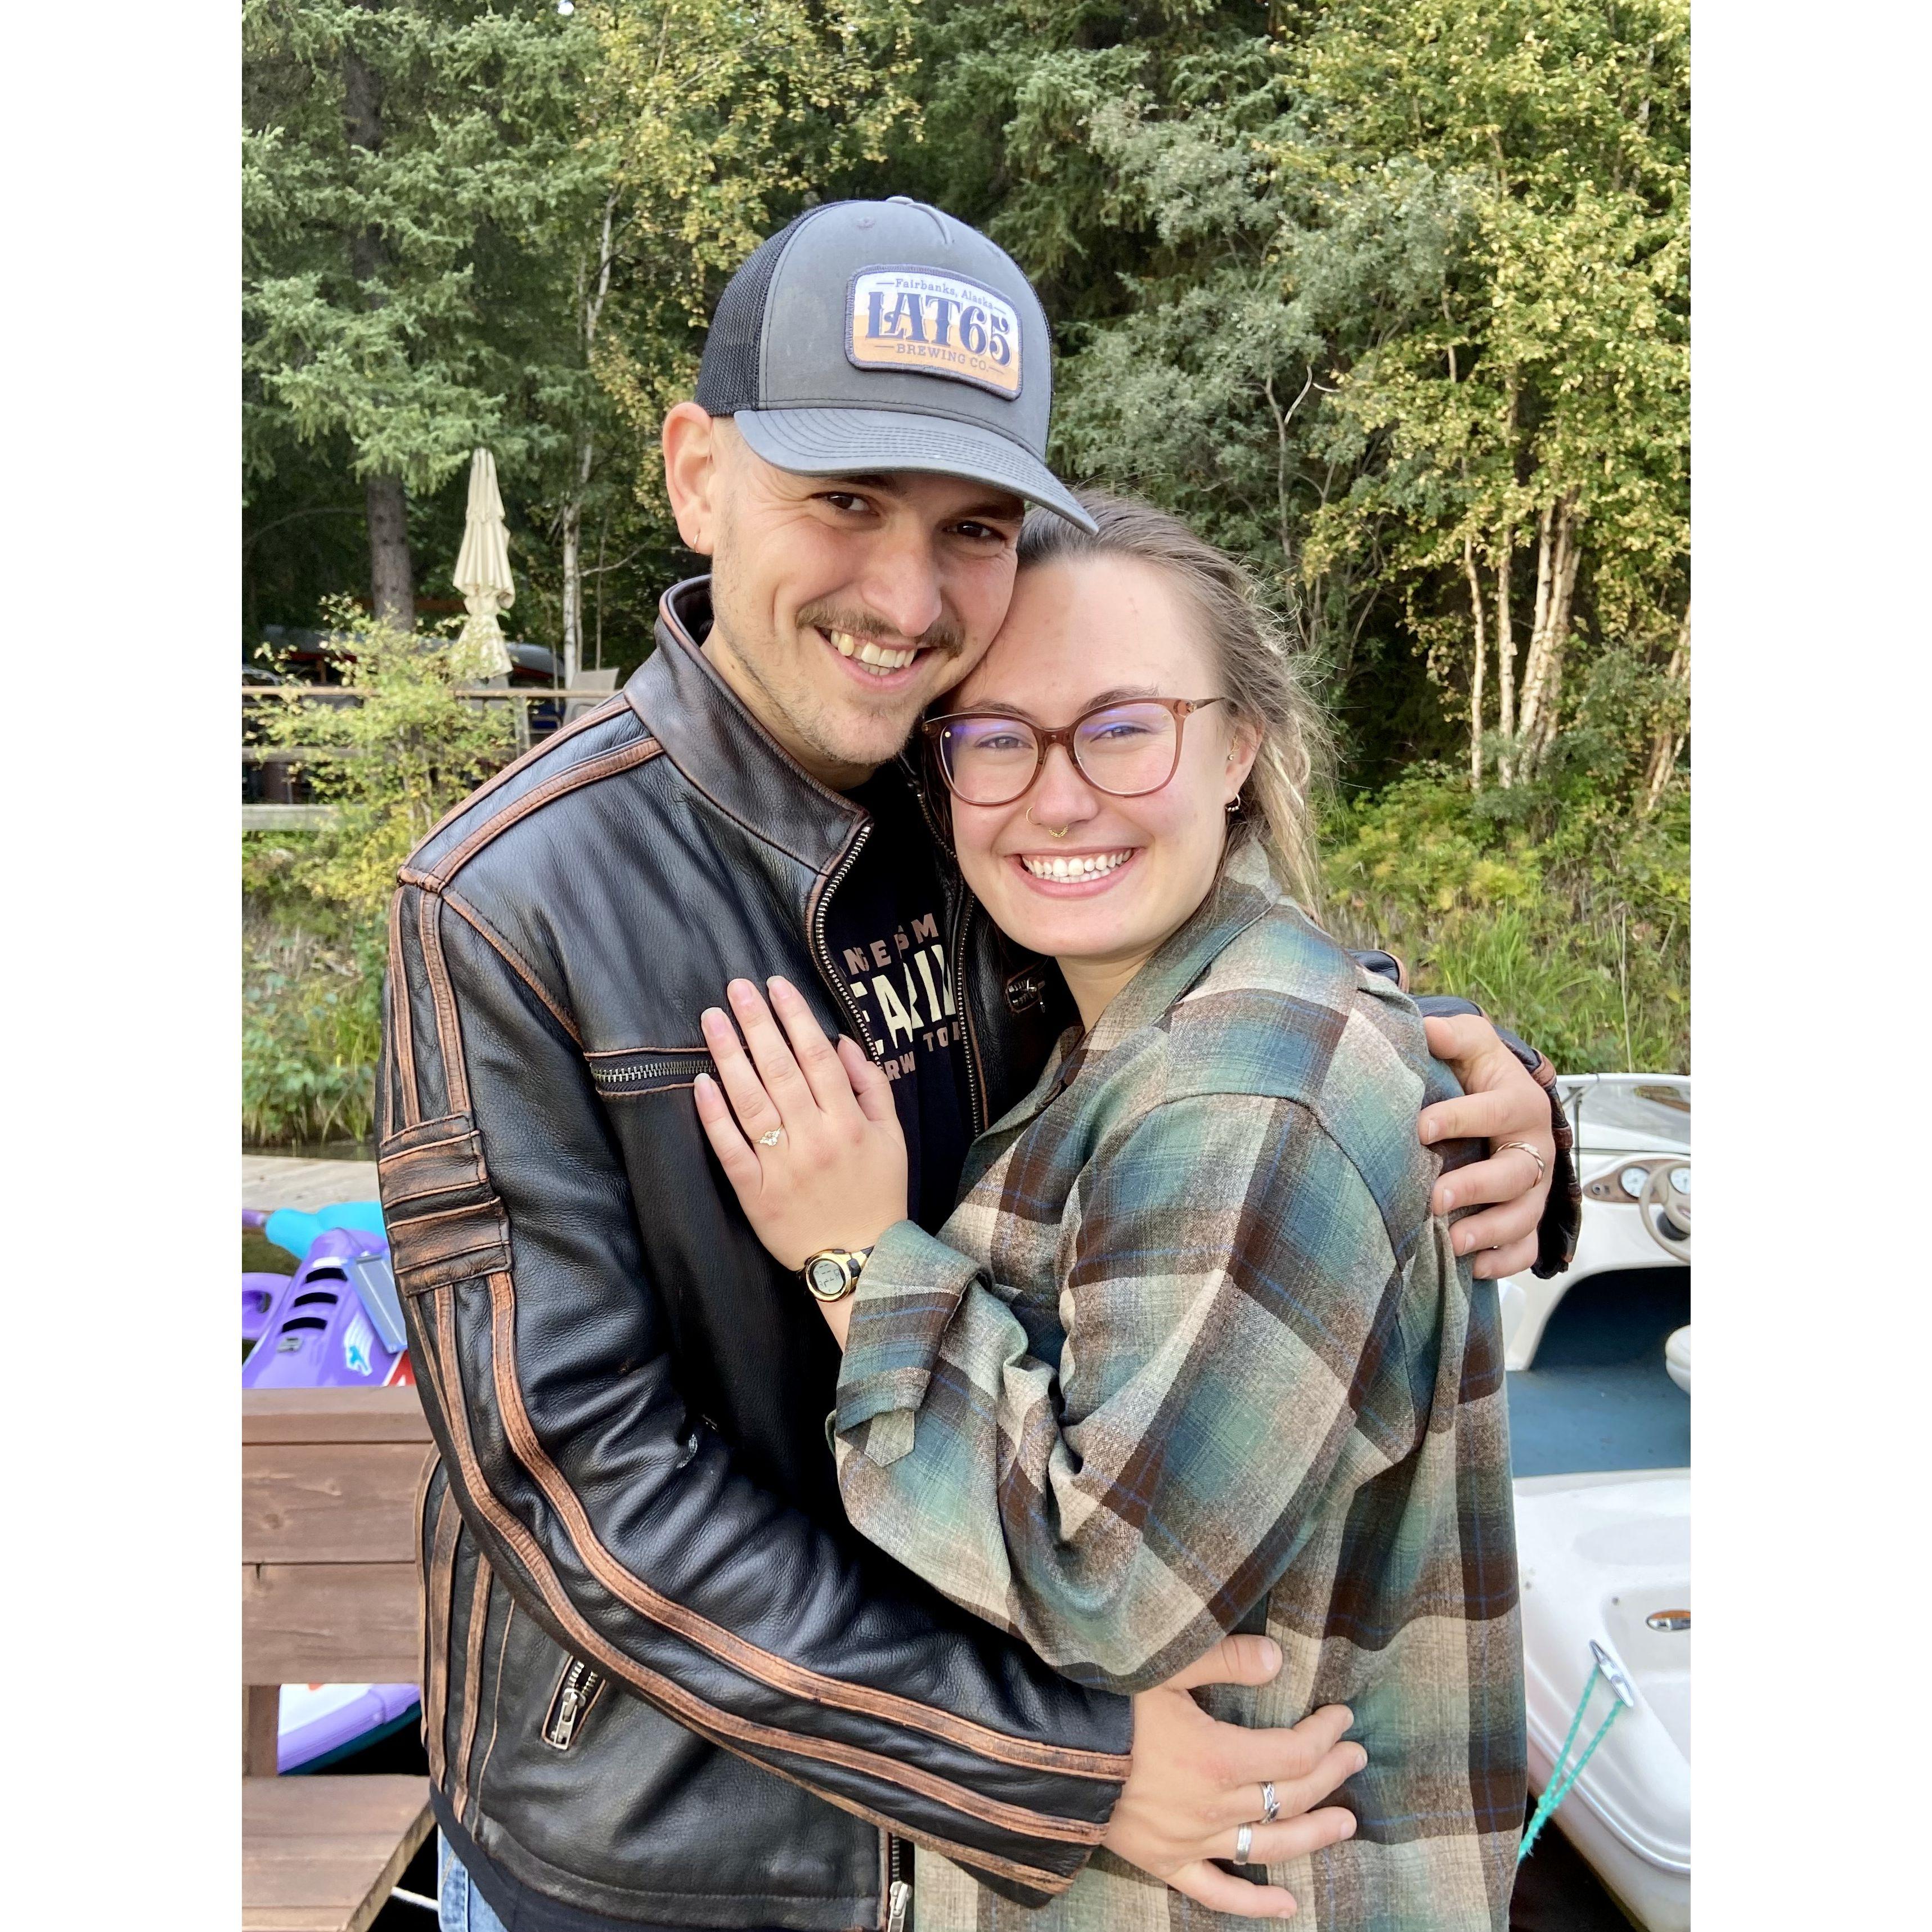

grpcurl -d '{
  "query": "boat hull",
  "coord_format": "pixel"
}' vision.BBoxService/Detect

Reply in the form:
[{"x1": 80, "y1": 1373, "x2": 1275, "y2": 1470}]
[{"x1": 1516, "y1": 1471, "x2": 1691, "y2": 1932}]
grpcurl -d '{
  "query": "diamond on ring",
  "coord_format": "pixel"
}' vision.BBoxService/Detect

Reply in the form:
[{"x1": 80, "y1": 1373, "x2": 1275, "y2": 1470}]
[{"x1": 758, "y1": 1129, "x2": 784, "y2": 1147}]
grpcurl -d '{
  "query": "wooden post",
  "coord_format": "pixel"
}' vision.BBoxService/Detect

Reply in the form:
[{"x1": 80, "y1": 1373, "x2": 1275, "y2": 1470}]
[{"x1": 245, "y1": 1683, "x2": 281, "y2": 1778}]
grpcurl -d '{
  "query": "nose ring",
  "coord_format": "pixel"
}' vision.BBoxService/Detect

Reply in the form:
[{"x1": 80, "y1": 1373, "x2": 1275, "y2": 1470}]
[{"x1": 1025, "y1": 805, "x2": 1070, "y2": 838}]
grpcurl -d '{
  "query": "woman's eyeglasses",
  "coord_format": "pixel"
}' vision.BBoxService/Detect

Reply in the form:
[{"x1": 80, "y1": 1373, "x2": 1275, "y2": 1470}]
[{"x1": 920, "y1": 697, "x2": 1226, "y2": 808}]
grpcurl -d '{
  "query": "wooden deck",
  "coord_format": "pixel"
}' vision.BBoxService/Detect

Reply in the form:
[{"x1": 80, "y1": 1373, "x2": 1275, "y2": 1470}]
[
  {"x1": 242, "y1": 1774, "x2": 432, "y2": 1932},
  {"x1": 244, "y1": 1154, "x2": 379, "y2": 1213},
  {"x1": 244, "y1": 1386, "x2": 434, "y2": 1932}
]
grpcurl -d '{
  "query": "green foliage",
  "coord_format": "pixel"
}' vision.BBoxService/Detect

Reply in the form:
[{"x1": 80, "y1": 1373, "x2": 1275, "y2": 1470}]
[
  {"x1": 1322, "y1": 766, "x2": 1688, "y2": 1072},
  {"x1": 243, "y1": 0, "x2": 1691, "y2": 1087},
  {"x1": 253, "y1": 599, "x2": 515, "y2": 921},
  {"x1": 243, "y1": 880, "x2": 385, "y2": 1145},
  {"x1": 244, "y1": 0, "x2": 610, "y2": 497},
  {"x1": 587, "y1": 0, "x2": 922, "y2": 519},
  {"x1": 244, "y1": 605, "x2": 515, "y2": 1144}
]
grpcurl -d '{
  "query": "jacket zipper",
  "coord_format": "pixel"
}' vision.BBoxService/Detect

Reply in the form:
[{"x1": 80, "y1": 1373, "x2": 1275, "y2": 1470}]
[
  {"x1": 947, "y1": 890, "x2": 989, "y2": 1134},
  {"x1": 541, "y1": 1657, "x2": 608, "y2": 1751},
  {"x1": 904, "y1": 749, "x2": 989, "y2": 1135},
  {"x1": 590, "y1": 1052, "x2": 717, "y2": 1089},
  {"x1": 810, "y1": 820, "x2": 878, "y2": 1055},
  {"x1": 886, "y1": 1834, "x2": 911, "y2": 1932}
]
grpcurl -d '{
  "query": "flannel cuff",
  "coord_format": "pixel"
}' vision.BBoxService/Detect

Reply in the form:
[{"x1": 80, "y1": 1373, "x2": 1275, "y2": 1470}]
[{"x1": 833, "y1": 1220, "x2": 983, "y2": 1462}]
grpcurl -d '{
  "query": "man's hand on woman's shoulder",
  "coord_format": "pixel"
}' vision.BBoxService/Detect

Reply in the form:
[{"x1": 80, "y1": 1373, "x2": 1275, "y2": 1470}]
[{"x1": 1418, "y1": 1010, "x2": 1560, "y2": 1278}]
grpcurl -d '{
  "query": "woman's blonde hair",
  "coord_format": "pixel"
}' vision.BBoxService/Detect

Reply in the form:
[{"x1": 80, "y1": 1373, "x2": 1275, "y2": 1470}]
[{"x1": 1015, "y1": 489, "x2": 1331, "y2": 911}]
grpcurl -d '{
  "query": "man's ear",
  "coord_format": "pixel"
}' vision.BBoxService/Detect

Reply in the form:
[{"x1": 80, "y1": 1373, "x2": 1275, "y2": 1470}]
[{"x1": 662, "y1": 402, "x2": 724, "y2": 556}]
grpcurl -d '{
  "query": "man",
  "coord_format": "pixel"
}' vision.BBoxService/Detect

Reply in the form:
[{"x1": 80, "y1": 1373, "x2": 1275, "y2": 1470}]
[{"x1": 383, "y1": 198, "x2": 1575, "y2": 1932}]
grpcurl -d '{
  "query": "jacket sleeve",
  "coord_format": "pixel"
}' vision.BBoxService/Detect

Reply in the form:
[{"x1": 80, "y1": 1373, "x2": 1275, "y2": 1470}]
[
  {"x1": 1351, "y1": 952, "x2": 1580, "y2": 1279},
  {"x1": 831, "y1": 1093, "x2": 1416, "y2": 1695},
  {"x1": 379, "y1": 875, "x2": 1131, "y2": 1904}
]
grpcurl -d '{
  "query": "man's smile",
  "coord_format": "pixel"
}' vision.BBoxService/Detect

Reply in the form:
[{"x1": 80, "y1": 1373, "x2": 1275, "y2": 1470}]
[{"x1": 813, "y1": 623, "x2": 937, "y2": 686}]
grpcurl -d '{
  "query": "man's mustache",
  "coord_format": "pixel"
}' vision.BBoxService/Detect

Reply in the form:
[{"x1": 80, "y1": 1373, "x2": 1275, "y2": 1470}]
[{"x1": 797, "y1": 603, "x2": 965, "y2": 658}]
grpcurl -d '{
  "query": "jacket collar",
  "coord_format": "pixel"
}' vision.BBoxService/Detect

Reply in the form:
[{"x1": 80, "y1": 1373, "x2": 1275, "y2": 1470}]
[{"x1": 626, "y1": 576, "x2": 863, "y2": 874}]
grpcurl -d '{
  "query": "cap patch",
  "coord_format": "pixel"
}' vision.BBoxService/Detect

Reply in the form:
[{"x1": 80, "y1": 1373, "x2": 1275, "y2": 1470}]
[{"x1": 846, "y1": 268, "x2": 1022, "y2": 401}]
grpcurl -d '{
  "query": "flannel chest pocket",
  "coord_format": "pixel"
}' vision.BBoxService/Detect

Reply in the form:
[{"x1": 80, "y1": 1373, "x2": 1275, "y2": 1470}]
[{"x1": 376, "y1": 1113, "x2": 511, "y2": 1291}]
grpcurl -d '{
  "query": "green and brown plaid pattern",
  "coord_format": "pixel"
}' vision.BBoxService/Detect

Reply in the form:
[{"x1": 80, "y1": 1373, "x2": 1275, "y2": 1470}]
[{"x1": 833, "y1": 843, "x2": 1524, "y2": 1931}]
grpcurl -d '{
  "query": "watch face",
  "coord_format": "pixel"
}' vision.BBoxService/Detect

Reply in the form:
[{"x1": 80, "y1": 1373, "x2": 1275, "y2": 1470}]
[{"x1": 807, "y1": 1256, "x2": 848, "y2": 1300}]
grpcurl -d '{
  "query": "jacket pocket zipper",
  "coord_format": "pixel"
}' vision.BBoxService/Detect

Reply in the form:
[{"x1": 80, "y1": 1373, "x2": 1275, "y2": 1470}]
[
  {"x1": 541, "y1": 1657, "x2": 608, "y2": 1751},
  {"x1": 886, "y1": 1835, "x2": 910, "y2": 1932},
  {"x1": 587, "y1": 1051, "x2": 717, "y2": 1097}
]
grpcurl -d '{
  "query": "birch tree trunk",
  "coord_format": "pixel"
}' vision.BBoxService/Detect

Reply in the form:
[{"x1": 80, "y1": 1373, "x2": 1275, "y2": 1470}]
[
  {"x1": 1639, "y1": 605, "x2": 1691, "y2": 815},
  {"x1": 1464, "y1": 534, "x2": 1488, "y2": 788},
  {"x1": 559, "y1": 489, "x2": 582, "y2": 688},
  {"x1": 1495, "y1": 534, "x2": 1517, "y2": 783},
  {"x1": 1515, "y1": 495, "x2": 1581, "y2": 780},
  {"x1": 558, "y1": 192, "x2": 619, "y2": 689}
]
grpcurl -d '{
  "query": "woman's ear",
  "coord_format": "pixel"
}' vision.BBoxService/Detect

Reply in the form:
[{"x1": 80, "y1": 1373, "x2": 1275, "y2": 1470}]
[{"x1": 1223, "y1": 713, "x2": 1262, "y2": 806}]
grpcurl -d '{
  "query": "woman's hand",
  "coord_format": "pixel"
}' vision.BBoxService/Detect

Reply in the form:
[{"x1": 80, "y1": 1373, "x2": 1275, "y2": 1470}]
[
  {"x1": 1419, "y1": 1013, "x2": 1558, "y2": 1278},
  {"x1": 693, "y1": 977, "x2": 909, "y2": 1288}
]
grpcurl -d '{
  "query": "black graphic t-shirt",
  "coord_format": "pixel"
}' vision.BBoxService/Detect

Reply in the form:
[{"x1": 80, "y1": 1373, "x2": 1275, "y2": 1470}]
[{"x1": 824, "y1": 770, "x2": 972, "y2": 1233}]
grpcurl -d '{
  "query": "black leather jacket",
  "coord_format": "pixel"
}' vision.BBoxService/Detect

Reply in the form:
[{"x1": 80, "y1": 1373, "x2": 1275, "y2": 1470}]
[{"x1": 380, "y1": 578, "x2": 1579, "y2": 1930}]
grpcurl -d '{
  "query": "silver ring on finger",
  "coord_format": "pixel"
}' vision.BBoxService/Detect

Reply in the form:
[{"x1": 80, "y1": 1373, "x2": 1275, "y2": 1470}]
[
  {"x1": 1497, "y1": 1139, "x2": 1546, "y2": 1185},
  {"x1": 1260, "y1": 1780, "x2": 1279, "y2": 1825},
  {"x1": 1234, "y1": 1822, "x2": 1254, "y2": 1864},
  {"x1": 757, "y1": 1127, "x2": 785, "y2": 1147}
]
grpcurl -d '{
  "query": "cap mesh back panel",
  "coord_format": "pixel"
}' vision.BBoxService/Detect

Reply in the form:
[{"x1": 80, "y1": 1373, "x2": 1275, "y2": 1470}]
[{"x1": 695, "y1": 213, "x2": 814, "y2": 414}]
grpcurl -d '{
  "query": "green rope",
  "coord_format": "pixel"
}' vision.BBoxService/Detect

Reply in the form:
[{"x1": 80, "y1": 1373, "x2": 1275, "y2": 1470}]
[{"x1": 1518, "y1": 1657, "x2": 1628, "y2": 1863}]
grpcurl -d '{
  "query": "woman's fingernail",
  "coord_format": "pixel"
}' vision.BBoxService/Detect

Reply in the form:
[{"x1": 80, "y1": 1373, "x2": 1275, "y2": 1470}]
[
  {"x1": 1341, "y1": 1810, "x2": 1359, "y2": 1835},
  {"x1": 768, "y1": 974, "x2": 794, "y2": 998},
  {"x1": 1437, "y1": 1188, "x2": 1455, "y2": 1212},
  {"x1": 701, "y1": 1007, "x2": 724, "y2": 1031}
]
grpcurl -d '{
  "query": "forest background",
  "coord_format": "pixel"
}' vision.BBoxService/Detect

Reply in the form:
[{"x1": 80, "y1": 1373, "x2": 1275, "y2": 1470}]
[{"x1": 242, "y1": 0, "x2": 1688, "y2": 1148}]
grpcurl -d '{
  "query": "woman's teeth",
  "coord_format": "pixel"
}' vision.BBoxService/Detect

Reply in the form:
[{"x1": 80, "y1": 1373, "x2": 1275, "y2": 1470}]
[
  {"x1": 828, "y1": 630, "x2": 918, "y2": 675},
  {"x1": 1021, "y1": 850, "x2": 1134, "y2": 882}
]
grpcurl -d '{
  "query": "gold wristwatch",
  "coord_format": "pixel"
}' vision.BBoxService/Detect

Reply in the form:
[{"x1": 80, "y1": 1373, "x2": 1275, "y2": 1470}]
[{"x1": 802, "y1": 1246, "x2": 873, "y2": 1302}]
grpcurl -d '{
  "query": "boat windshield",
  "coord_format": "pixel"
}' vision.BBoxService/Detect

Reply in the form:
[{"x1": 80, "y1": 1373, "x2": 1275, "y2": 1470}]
[{"x1": 1571, "y1": 1077, "x2": 1690, "y2": 1153}]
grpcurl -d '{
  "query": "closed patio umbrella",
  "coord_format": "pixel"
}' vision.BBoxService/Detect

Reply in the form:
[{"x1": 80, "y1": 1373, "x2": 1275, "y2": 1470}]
[{"x1": 451, "y1": 448, "x2": 515, "y2": 681}]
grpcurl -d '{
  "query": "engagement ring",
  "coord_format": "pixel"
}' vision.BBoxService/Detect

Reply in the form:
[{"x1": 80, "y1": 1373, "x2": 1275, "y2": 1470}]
[{"x1": 758, "y1": 1128, "x2": 785, "y2": 1147}]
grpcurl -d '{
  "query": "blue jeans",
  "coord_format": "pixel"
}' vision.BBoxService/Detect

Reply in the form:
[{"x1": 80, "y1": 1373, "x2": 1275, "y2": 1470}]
[
  {"x1": 435, "y1": 1831, "x2": 802, "y2": 1932},
  {"x1": 437, "y1": 1834, "x2": 510, "y2": 1932}
]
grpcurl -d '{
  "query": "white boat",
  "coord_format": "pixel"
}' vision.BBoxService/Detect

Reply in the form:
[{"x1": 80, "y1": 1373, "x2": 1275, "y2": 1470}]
[{"x1": 1498, "y1": 1074, "x2": 1690, "y2": 1930}]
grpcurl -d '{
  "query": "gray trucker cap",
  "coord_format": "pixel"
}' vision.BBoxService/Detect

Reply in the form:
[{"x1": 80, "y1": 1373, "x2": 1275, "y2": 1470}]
[{"x1": 695, "y1": 197, "x2": 1095, "y2": 532}]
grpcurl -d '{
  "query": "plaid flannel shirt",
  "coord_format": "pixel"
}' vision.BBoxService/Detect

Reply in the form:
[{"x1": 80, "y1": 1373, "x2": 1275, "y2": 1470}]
[{"x1": 833, "y1": 843, "x2": 1524, "y2": 1931}]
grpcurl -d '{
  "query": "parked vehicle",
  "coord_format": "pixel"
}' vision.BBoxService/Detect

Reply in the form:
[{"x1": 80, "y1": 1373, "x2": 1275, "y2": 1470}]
[{"x1": 1499, "y1": 1075, "x2": 1691, "y2": 1930}]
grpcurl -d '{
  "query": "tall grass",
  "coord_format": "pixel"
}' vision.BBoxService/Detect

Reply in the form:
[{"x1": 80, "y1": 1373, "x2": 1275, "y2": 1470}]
[{"x1": 1319, "y1": 769, "x2": 1688, "y2": 1073}]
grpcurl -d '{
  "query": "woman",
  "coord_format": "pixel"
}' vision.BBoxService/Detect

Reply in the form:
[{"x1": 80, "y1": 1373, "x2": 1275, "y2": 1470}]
[{"x1": 691, "y1": 495, "x2": 1525, "y2": 1931}]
